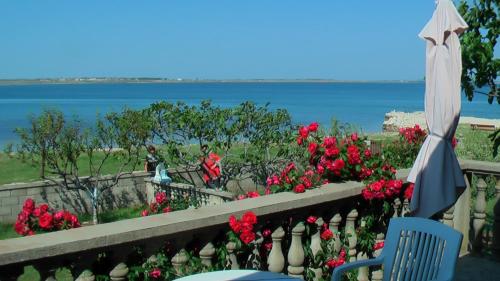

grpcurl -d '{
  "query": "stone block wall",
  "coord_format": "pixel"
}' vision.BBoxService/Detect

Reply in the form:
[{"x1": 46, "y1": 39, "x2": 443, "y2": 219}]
[{"x1": 0, "y1": 171, "x2": 151, "y2": 223}]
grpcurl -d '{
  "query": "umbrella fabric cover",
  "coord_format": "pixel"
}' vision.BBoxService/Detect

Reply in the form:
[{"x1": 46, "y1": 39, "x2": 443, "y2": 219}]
[{"x1": 408, "y1": 0, "x2": 468, "y2": 218}]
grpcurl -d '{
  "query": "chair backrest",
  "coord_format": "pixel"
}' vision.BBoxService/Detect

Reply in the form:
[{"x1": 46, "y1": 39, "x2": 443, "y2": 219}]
[{"x1": 380, "y1": 217, "x2": 463, "y2": 281}]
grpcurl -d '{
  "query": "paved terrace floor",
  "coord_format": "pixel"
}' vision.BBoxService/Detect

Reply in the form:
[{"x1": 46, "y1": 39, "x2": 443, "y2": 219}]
[{"x1": 456, "y1": 255, "x2": 500, "y2": 281}]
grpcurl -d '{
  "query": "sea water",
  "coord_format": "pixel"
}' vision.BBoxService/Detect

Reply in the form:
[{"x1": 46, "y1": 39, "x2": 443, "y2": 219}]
[{"x1": 0, "y1": 82, "x2": 497, "y2": 146}]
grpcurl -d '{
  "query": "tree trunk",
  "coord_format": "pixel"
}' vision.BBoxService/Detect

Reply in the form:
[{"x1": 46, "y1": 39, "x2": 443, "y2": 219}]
[{"x1": 92, "y1": 187, "x2": 98, "y2": 225}]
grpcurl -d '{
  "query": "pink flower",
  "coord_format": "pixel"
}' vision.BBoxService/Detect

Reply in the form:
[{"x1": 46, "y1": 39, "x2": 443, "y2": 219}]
[
  {"x1": 373, "y1": 241, "x2": 385, "y2": 251},
  {"x1": 307, "y1": 216, "x2": 317, "y2": 224},
  {"x1": 141, "y1": 209, "x2": 149, "y2": 217},
  {"x1": 23, "y1": 198, "x2": 35, "y2": 213},
  {"x1": 155, "y1": 192, "x2": 167, "y2": 205},
  {"x1": 308, "y1": 122, "x2": 319, "y2": 132},
  {"x1": 364, "y1": 149, "x2": 371, "y2": 158},
  {"x1": 54, "y1": 210, "x2": 65, "y2": 221},
  {"x1": 262, "y1": 229, "x2": 272, "y2": 237},
  {"x1": 351, "y1": 133, "x2": 358, "y2": 142},
  {"x1": 321, "y1": 229, "x2": 334, "y2": 240},
  {"x1": 149, "y1": 268, "x2": 161, "y2": 279},
  {"x1": 294, "y1": 184, "x2": 305, "y2": 193},
  {"x1": 264, "y1": 242, "x2": 273, "y2": 251},
  {"x1": 298, "y1": 126, "x2": 309, "y2": 138},
  {"x1": 308, "y1": 142, "x2": 318, "y2": 155},
  {"x1": 237, "y1": 194, "x2": 247, "y2": 200},
  {"x1": 38, "y1": 212, "x2": 53, "y2": 230},
  {"x1": 162, "y1": 206, "x2": 172, "y2": 213}
]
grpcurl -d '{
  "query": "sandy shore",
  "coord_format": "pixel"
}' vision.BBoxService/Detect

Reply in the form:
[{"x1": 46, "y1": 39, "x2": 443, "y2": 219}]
[{"x1": 383, "y1": 111, "x2": 500, "y2": 132}]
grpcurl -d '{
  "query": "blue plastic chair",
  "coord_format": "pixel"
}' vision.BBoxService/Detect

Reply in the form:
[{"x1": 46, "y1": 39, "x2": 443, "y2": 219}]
[{"x1": 332, "y1": 217, "x2": 463, "y2": 281}]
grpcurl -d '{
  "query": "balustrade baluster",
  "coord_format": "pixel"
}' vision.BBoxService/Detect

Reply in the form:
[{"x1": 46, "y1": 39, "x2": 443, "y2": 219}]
[
  {"x1": 393, "y1": 198, "x2": 401, "y2": 218},
  {"x1": 250, "y1": 231, "x2": 264, "y2": 269},
  {"x1": 493, "y1": 176, "x2": 500, "y2": 259},
  {"x1": 287, "y1": 222, "x2": 305, "y2": 278},
  {"x1": 401, "y1": 199, "x2": 410, "y2": 217},
  {"x1": 473, "y1": 176, "x2": 488, "y2": 253},
  {"x1": 109, "y1": 263, "x2": 129, "y2": 281},
  {"x1": 310, "y1": 217, "x2": 324, "y2": 280},
  {"x1": 371, "y1": 270, "x2": 383, "y2": 281},
  {"x1": 329, "y1": 213, "x2": 342, "y2": 254},
  {"x1": 75, "y1": 270, "x2": 95, "y2": 281},
  {"x1": 374, "y1": 233, "x2": 385, "y2": 257},
  {"x1": 199, "y1": 242, "x2": 215, "y2": 268},
  {"x1": 346, "y1": 209, "x2": 358, "y2": 262},
  {"x1": 442, "y1": 205, "x2": 455, "y2": 228},
  {"x1": 226, "y1": 242, "x2": 240, "y2": 270},
  {"x1": 356, "y1": 220, "x2": 369, "y2": 281},
  {"x1": 268, "y1": 226, "x2": 285, "y2": 273},
  {"x1": 172, "y1": 248, "x2": 189, "y2": 275}
]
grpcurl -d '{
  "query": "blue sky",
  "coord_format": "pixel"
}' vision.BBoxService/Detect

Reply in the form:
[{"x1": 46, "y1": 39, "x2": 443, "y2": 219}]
[{"x1": 0, "y1": 1, "x2": 441, "y2": 80}]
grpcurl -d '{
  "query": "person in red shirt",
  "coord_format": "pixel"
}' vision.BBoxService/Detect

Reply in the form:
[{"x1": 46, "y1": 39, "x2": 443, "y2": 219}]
[{"x1": 200, "y1": 144, "x2": 222, "y2": 189}]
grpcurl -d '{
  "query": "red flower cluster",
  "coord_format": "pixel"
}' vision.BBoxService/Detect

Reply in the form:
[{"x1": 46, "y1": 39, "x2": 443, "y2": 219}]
[
  {"x1": 399, "y1": 125, "x2": 427, "y2": 144},
  {"x1": 325, "y1": 249, "x2": 347, "y2": 269},
  {"x1": 297, "y1": 122, "x2": 319, "y2": 145},
  {"x1": 362, "y1": 179, "x2": 403, "y2": 200},
  {"x1": 236, "y1": 191, "x2": 262, "y2": 200},
  {"x1": 229, "y1": 211, "x2": 258, "y2": 244},
  {"x1": 14, "y1": 198, "x2": 80, "y2": 236},
  {"x1": 266, "y1": 162, "x2": 321, "y2": 194},
  {"x1": 142, "y1": 192, "x2": 174, "y2": 216}
]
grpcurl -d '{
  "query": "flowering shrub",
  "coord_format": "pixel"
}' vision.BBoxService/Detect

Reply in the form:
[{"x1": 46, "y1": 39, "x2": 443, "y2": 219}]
[
  {"x1": 141, "y1": 191, "x2": 197, "y2": 217},
  {"x1": 14, "y1": 198, "x2": 80, "y2": 236}
]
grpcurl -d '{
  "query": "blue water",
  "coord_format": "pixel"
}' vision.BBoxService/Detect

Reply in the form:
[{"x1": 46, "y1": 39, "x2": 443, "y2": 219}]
[{"x1": 0, "y1": 82, "x2": 497, "y2": 146}]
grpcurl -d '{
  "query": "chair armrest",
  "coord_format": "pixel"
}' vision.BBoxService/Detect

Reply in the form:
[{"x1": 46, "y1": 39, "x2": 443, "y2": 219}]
[{"x1": 331, "y1": 256, "x2": 384, "y2": 281}]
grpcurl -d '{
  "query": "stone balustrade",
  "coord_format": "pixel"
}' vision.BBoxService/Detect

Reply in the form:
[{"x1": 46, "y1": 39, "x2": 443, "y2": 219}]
[
  {"x1": 144, "y1": 179, "x2": 234, "y2": 206},
  {"x1": 0, "y1": 160, "x2": 498, "y2": 281}
]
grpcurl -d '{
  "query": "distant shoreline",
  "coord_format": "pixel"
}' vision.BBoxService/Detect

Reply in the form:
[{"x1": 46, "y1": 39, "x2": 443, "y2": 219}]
[{"x1": 0, "y1": 78, "x2": 424, "y2": 86}]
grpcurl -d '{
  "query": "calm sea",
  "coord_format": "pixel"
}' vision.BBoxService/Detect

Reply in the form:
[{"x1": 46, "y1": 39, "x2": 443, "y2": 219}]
[{"x1": 0, "y1": 82, "x2": 497, "y2": 146}]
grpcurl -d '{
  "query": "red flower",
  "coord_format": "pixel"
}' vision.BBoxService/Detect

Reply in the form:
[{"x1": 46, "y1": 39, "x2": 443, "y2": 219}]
[
  {"x1": 38, "y1": 212, "x2": 53, "y2": 230},
  {"x1": 240, "y1": 230, "x2": 256, "y2": 244},
  {"x1": 351, "y1": 133, "x2": 358, "y2": 142},
  {"x1": 308, "y1": 122, "x2": 319, "y2": 132},
  {"x1": 321, "y1": 229, "x2": 334, "y2": 240},
  {"x1": 242, "y1": 211, "x2": 257, "y2": 225},
  {"x1": 404, "y1": 183, "x2": 415, "y2": 200},
  {"x1": 39, "y1": 204, "x2": 49, "y2": 214},
  {"x1": 237, "y1": 194, "x2": 247, "y2": 200},
  {"x1": 364, "y1": 149, "x2": 371, "y2": 159},
  {"x1": 155, "y1": 192, "x2": 167, "y2": 205},
  {"x1": 326, "y1": 259, "x2": 337, "y2": 269},
  {"x1": 323, "y1": 137, "x2": 337, "y2": 147},
  {"x1": 262, "y1": 229, "x2": 272, "y2": 237},
  {"x1": 308, "y1": 142, "x2": 318, "y2": 155},
  {"x1": 297, "y1": 136, "x2": 303, "y2": 145},
  {"x1": 54, "y1": 210, "x2": 65, "y2": 221},
  {"x1": 141, "y1": 209, "x2": 149, "y2": 217},
  {"x1": 451, "y1": 136, "x2": 458, "y2": 149},
  {"x1": 299, "y1": 126, "x2": 309, "y2": 138},
  {"x1": 23, "y1": 198, "x2": 35, "y2": 213},
  {"x1": 229, "y1": 215, "x2": 242, "y2": 233},
  {"x1": 373, "y1": 241, "x2": 384, "y2": 251},
  {"x1": 162, "y1": 206, "x2": 172, "y2": 213},
  {"x1": 316, "y1": 164, "x2": 325, "y2": 175},
  {"x1": 325, "y1": 146, "x2": 340, "y2": 157},
  {"x1": 307, "y1": 216, "x2": 317, "y2": 224},
  {"x1": 293, "y1": 184, "x2": 305, "y2": 193},
  {"x1": 149, "y1": 268, "x2": 162, "y2": 279},
  {"x1": 33, "y1": 208, "x2": 42, "y2": 217},
  {"x1": 70, "y1": 214, "x2": 80, "y2": 227},
  {"x1": 264, "y1": 242, "x2": 273, "y2": 251},
  {"x1": 246, "y1": 191, "x2": 260, "y2": 198},
  {"x1": 14, "y1": 221, "x2": 28, "y2": 235}
]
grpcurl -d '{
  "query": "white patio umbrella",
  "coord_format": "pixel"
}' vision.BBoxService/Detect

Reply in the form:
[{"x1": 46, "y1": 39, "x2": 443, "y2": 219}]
[{"x1": 408, "y1": 0, "x2": 468, "y2": 218}]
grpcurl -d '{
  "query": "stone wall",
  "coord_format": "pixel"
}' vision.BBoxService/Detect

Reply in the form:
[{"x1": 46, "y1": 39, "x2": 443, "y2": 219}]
[
  {"x1": 0, "y1": 171, "x2": 152, "y2": 223},
  {"x1": 0, "y1": 166, "x2": 261, "y2": 223}
]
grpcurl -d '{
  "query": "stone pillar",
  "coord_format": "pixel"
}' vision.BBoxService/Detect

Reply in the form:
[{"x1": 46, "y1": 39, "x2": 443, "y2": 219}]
[
  {"x1": 401, "y1": 199, "x2": 410, "y2": 217},
  {"x1": 346, "y1": 209, "x2": 358, "y2": 262},
  {"x1": 109, "y1": 263, "x2": 129, "y2": 281},
  {"x1": 329, "y1": 213, "x2": 342, "y2": 254},
  {"x1": 310, "y1": 217, "x2": 324, "y2": 280},
  {"x1": 287, "y1": 222, "x2": 305, "y2": 278},
  {"x1": 473, "y1": 177, "x2": 487, "y2": 253},
  {"x1": 393, "y1": 198, "x2": 401, "y2": 218},
  {"x1": 200, "y1": 242, "x2": 216, "y2": 268},
  {"x1": 172, "y1": 248, "x2": 188, "y2": 275},
  {"x1": 268, "y1": 226, "x2": 285, "y2": 273},
  {"x1": 492, "y1": 176, "x2": 500, "y2": 260},
  {"x1": 76, "y1": 270, "x2": 95, "y2": 281},
  {"x1": 443, "y1": 205, "x2": 455, "y2": 228},
  {"x1": 226, "y1": 242, "x2": 240, "y2": 269}
]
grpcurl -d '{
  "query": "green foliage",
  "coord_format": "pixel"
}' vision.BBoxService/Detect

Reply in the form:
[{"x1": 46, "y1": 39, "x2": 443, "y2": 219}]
[
  {"x1": 147, "y1": 100, "x2": 294, "y2": 190},
  {"x1": 458, "y1": 0, "x2": 499, "y2": 104}
]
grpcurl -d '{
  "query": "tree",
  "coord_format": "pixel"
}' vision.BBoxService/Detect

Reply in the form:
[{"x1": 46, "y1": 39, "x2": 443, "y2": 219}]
[
  {"x1": 458, "y1": 0, "x2": 499, "y2": 103},
  {"x1": 16, "y1": 109, "x2": 150, "y2": 224},
  {"x1": 458, "y1": 0, "x2": 499, "y2": 155}
]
